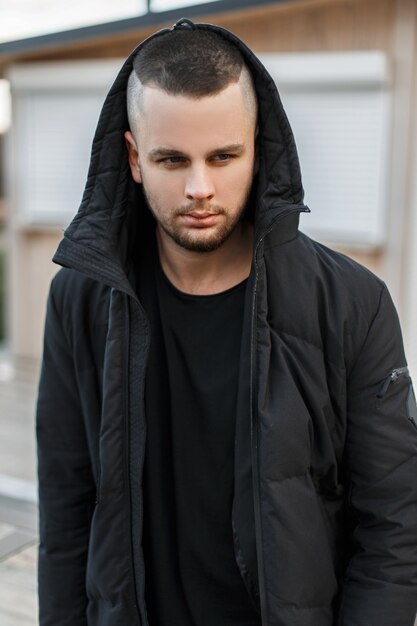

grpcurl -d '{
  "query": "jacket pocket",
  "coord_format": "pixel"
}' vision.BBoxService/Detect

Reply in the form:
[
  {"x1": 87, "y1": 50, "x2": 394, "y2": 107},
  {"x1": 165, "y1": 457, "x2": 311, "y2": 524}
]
[
  {"x1": 376, "y1": 366, "x2": 417, "y2": 430},
  {"x1": 376, "y1": 366, "x2": 409, "y2": 398},
  {"x1": 231, "y1": 518, "x2": 261, "y2": 614},
  {"x1": 406, "y1": 383, "x2": 417, "y2": 429}
]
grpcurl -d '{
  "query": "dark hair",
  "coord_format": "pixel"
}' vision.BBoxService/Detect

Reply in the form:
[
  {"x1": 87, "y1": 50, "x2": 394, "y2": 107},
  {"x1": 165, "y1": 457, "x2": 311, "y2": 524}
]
[
  {"x1": 132, "y1": 29, "x2": 244, "y2": 96},
  {"x1": 127, "y1": 28, "x2": 257, "y2": 139}
]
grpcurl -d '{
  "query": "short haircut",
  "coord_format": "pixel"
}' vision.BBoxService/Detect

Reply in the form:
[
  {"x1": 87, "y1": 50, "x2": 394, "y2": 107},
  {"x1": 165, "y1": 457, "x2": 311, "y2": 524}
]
[{"x1": 127, "y1": 29, "x2": 257, "y2": 139}]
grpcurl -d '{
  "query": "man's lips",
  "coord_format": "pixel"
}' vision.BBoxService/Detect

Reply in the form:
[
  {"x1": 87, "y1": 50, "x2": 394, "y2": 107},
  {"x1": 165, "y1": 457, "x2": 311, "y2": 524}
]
[
  {"x1": 187, "y1": 211, "x2": 216, "y2": 218},
  {"x1": 179, "y1": 211, "x2": 222, "y2": 228}
]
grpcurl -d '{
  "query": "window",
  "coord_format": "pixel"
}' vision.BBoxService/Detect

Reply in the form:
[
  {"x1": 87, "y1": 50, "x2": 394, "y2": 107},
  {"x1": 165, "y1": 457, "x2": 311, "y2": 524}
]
[
  {"x1": 259, "y1": 52, "x2": 391, "y2": 247},
  {"x1": 8, "y1": 60, "x2": 122, "y2": 225}
]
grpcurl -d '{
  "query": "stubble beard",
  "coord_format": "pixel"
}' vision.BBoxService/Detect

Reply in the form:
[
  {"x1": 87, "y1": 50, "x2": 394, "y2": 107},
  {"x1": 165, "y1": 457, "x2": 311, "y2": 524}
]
[{"x1": 141, "y1": 186, "x2": 253, "y2": 254}]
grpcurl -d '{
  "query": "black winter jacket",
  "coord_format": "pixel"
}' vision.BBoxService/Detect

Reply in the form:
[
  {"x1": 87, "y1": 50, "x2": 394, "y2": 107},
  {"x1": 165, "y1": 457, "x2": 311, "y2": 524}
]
[{"x1": 36, "y1": 18, "x2": 417, "y2": 626}]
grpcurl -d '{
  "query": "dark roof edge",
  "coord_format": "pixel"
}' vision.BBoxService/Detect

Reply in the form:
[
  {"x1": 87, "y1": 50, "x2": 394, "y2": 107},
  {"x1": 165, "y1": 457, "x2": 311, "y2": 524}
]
[{"x1": 0, "y1": 0, "x2": 300, "y2": 58}]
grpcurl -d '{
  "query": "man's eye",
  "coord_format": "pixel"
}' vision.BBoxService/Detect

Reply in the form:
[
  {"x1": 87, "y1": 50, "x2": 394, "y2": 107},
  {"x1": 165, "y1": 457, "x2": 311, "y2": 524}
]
[
  {"x1": 160, "y1": 156, "x2": 184, "y2": 165},
  {"x1": 214, "y1": 154, "x2": 232, "y2": 161}
]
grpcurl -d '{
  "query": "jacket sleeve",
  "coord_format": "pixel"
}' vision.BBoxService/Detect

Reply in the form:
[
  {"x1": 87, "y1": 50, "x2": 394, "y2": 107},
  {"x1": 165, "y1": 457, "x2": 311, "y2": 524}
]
[
  {"x1": 36, "y1": 275, "x2": 95, "y2": 626},
  {"x1": 338, "y1": 284, "x2": 417, "y2": 626}
]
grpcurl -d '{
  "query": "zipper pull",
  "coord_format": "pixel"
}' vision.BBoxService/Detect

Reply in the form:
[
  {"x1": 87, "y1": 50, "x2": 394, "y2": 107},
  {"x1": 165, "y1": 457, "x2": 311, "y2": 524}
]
[
  {"x1": 407, "y1": 384, "x2": 417, "y2": 428},
  {"x1": 377, "y1": 366, "x2": 409, "y2": 398}
]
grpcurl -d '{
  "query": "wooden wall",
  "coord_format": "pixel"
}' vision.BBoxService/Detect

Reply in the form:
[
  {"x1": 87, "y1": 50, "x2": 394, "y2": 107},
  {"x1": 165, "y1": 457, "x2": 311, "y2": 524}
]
[
  {"x1": 220, "y1": 0, "x2": 395, "y2": 53},
  {"x1": 5, "y1": 0, "x2": 395, "y2": 64},
  {"x1": 8, "y1": 228, "x2": 61, "y2": 358}
]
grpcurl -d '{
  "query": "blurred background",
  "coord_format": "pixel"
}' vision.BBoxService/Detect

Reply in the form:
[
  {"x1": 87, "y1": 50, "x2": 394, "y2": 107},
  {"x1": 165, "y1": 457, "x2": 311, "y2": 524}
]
[{"x1": 0, "y1": 0, "x2": 416, "y2": 624}]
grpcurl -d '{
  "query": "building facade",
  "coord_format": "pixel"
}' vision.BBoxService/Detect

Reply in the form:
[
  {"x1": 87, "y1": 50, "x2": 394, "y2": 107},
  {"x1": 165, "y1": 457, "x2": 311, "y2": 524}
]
[{"x1": 0, "y1": 0, "x2": 416, "y2": 375}]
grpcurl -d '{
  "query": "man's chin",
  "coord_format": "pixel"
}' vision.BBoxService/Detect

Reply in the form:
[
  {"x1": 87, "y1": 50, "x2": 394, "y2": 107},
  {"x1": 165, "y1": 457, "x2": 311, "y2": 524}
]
[
  {"x1": 173, "y1": 234, "x2": 228, "y2": 253},
  {"x1": 161, "y1": 223, "x2": 235, "y2": 253},
  {"x1": 170, "y1": 230, "x2": 232, "y2": 253}
]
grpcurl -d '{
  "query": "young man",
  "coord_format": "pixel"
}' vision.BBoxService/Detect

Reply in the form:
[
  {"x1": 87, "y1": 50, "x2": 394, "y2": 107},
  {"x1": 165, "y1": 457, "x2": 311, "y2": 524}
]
[{"x1": 36, "y1": 19, "x2": 417, "y2": 626}]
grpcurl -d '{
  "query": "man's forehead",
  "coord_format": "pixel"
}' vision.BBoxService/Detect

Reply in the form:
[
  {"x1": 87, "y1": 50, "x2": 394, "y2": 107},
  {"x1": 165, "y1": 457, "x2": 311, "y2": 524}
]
[
  {"x1": 134, "y1": 81, "x2": 254, "y2": 145},
  {"x1": 138, "y1": 80, "x2": 249, "y2": 119}
]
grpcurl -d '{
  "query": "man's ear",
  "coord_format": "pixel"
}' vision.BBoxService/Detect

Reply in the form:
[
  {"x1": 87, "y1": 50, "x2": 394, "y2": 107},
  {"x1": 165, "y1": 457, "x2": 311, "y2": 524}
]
[{"x1": 124, "y1": 130, "x2": 142, "y2": 184}]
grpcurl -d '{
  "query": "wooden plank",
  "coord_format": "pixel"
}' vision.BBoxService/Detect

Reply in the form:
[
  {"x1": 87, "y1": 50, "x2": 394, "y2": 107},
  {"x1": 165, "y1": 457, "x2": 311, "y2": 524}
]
[
  {"x1": 0, "y1": 497, "x2": 37, "y2": 533},
  {"x1": 0, "y1": 579, "x2": 37, "y2": 622},
  {"x1": 0, "y1": 355, "x2": 38, "y2": 484},
  {"x1": 0, "y1": 522, "x2": 15, "y2": 541},
  {"x1": 0, "y1": 544, "x2": 37, "y2": 591},
  {"x1": 0, "y1": 545, "x2": 38, "y2": 625},
  {"x1": 0, "y1": 606, "x2": 36, "y2": 626},
  {"x1": 0, "y1": 531, "x2": 37, "y2": 562}
]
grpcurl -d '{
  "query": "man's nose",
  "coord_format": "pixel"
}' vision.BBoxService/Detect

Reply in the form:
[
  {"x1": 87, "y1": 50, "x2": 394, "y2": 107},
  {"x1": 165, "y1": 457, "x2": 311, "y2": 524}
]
[{"x1": 184, "y1": 166, "x2": 215, "y2": 201}]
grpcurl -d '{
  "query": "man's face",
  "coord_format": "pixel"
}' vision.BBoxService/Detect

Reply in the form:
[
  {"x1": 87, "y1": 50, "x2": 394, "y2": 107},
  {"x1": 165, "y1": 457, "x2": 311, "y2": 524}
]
[{"x1": 125, "y1": 80, "x2": 257, "y2": 253}]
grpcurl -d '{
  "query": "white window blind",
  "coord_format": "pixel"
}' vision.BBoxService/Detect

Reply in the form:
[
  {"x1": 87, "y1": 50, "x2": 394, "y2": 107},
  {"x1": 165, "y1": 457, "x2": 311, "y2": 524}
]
[
  {"x1": 8, "y1": 60, "x2": 123, "y2": 225},
  {"x1": 17, "y1": 92, "x2": 104, "y2": 222},
  {"x1": 259, "y1": 52, "x2": 391, "y2": 247}
]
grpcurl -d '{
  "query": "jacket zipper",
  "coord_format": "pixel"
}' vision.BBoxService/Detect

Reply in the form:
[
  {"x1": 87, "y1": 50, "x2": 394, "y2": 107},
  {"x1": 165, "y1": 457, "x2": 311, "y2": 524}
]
[
  {"x1": 94, "y1": 465, "x2": 101, "y2": 505},
  {"x1": 123, "y1": 298, "x2": 140, "y2": 622},
  {"x1": 124, "y1": 294, "x2": 151, "y2": 626},
  {"x1": 250, "y1": 206, "x2": 309, "y2": 624},
  {"x1": 377, "y1": 366, "x2": 409, "y2": 398}
]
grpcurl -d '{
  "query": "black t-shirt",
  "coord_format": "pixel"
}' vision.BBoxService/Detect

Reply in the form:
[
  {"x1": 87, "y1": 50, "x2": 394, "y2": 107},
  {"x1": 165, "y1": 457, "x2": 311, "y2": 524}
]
[{"x1": 137, "y1": 245, "x2": 261, "y2": 626}]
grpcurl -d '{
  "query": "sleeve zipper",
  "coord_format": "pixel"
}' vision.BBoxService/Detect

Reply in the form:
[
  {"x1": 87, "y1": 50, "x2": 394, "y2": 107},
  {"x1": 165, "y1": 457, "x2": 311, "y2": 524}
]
[{"x1": 377, "y1": 366, "x2": 409, "y2": 398}]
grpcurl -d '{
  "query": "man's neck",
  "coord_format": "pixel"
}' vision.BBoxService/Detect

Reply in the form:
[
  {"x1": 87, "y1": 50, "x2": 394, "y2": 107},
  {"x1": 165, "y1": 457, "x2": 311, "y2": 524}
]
[{"x1": 156, "y1": 222, "x2": 254, "y2": 295}]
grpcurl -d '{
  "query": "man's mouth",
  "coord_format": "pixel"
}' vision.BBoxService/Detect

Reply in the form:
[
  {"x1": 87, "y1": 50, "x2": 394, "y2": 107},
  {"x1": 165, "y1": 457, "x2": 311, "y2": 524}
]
[
  {"x1": 180, "y1": 211, "x2": 221, "y2": 228},
  {"x1": 187, "y1": 211, "x2": 218, "y2": 218}
]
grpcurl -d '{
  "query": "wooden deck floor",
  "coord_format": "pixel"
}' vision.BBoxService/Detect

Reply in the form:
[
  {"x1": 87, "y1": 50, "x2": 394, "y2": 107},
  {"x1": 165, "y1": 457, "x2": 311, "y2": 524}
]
[
  {"x1": 0, "y1": 544, "x2": 37, "y2": 626},
  {"x1": 0, "y1": 353, "x2": 39, "y2": 625},
  {"x1": 0, "y1": 497, "x2": 37, "y2": 626}
]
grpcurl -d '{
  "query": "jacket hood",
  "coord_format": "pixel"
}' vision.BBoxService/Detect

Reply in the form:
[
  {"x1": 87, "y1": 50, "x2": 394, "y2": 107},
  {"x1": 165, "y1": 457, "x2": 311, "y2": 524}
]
[{"x1": 53, "y1": 18, "x2": 308, "y2": 295}]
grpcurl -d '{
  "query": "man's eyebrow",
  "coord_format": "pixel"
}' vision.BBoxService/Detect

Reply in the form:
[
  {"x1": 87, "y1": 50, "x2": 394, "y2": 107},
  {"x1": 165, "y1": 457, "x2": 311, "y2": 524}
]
[
  {"x1": 148, "y1": 144, "x2": 246, "y2": 160},
  {"x1": 148, "y1": 147, "x2": 184, "y2": 159},
  {"x1": 208, "y1": 144, "x2": 246, "y2": 155}
]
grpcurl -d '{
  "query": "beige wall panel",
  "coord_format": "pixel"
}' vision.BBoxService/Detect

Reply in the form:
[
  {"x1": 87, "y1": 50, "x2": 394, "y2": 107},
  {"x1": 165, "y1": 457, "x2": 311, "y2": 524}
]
[
  {"x1": 326, "y1": 245, "x2": 384, "y2": 279},
  {"x1": 393, "y1": 0, "x2": 417, "y2": 374},
  {"x1": 12, "y1": 231, "x2": 61, "y2": 359},
  {"x1": 220, "y1": 0, "x2": 394, "y2": 52},
  {"x1": 384, "y1": 0, "x2": 417, "y2": 306}
]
